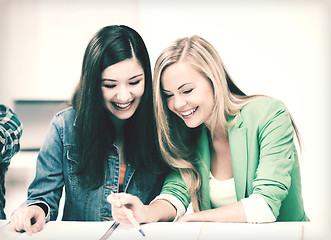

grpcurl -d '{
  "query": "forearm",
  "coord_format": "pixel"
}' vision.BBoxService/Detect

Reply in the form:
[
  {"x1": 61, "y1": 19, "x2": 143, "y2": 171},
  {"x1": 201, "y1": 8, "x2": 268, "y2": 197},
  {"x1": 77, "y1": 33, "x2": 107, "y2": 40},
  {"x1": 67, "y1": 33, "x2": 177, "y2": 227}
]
[
  {"x1": 179, "y1": 201, "x2": 247, "y2": 222},
  {"x1": 145, "y1": 199, "x2": 177, "y2": 222}
]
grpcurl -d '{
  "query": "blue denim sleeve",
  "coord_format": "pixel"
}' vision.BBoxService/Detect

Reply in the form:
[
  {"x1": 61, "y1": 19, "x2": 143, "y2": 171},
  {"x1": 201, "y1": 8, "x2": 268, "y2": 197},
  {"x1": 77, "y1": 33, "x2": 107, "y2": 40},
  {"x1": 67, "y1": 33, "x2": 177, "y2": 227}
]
[{"x1": 25, "y1": 114, "x2": 64, "y2": 221}]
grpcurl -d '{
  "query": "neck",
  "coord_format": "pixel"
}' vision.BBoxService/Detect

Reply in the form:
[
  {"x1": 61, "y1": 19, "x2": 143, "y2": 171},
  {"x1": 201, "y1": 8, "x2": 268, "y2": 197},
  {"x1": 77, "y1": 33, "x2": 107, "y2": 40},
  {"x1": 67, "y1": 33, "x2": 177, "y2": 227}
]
[
  {"x1": 213, "y1": 128, "x2": 228, "y2": 144},
  {"x1": 110, "y1": 114, "x2": 125, "y2": 142},
  {"x1": 206, "y1": 119, "x2": 227, "y2": 142}
]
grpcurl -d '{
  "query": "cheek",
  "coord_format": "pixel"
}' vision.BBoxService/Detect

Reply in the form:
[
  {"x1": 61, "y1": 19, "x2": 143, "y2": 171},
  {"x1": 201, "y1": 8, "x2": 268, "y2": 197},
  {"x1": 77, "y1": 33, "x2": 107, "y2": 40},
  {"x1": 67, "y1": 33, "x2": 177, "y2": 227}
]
[
  {"x1": 101, "y1": 88, "x2": 107, "y2": 101},
  {"x1": 102, "y1": 89, "x2": 116, "y2": 107},
  {"x1": 135, "y1": 84, "x2": 145, "y2": 98},
  {"x1": 205, "y1": 98, "x2": 215, "y2": 121},
  {"x1": 102, "y1": 87, "x2": 116, "y2": 99},
  {"x1": 204, "y1": 91, "x2": 214, "y2": 107},
  {"x1": 203, "y1": 86, "x2": 215, "y2": 109},
  {"x1": 166, "y1": 99, "x2": 175, "y2": 113}
]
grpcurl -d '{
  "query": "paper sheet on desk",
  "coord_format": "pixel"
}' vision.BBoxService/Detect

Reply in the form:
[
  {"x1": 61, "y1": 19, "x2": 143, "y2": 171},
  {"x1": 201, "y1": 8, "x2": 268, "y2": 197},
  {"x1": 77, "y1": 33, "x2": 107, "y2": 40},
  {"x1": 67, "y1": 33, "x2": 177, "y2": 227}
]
[
  {"x1": 16, "y1": 221, "x2": 112, "y2": 240},
  {"x1": 0, "y1": 221, "x2": 8, "y2": 228},
  {"x1": 110, "y1": 222, "x2": 203, "y2": 240},
  {"x1": 199, "y1": 222, "x2": 304, "y2": 240},
  {"x1": 0, "y1": 221, "x2": 22, "y2": 240}
]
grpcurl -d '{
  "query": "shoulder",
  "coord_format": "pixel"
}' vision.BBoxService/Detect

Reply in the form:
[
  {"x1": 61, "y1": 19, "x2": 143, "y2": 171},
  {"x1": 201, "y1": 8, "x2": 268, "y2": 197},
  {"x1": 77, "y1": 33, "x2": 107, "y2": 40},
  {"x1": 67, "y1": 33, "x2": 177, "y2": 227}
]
[
  {"x1": 54, "y1": 106, "x2": 75, "y2": 118},
  {"x1": 239, "y1": 97, "x2": 291, "y2": 128},
  {"x1": 241, "y1": 97, "x2": 288, "y2": 118},
  {"x1": 52, "y1": 106, "x2": 76, "y2": 126},
  {"x1": 0, "y1": 104, "x2": 21, "y2": 128},
  {"x1": 48, "y1": 106, "x2": 77, "y2": 142},
  {"x1": 242, "y1": 97, "x2": 287, "y2": 114}
]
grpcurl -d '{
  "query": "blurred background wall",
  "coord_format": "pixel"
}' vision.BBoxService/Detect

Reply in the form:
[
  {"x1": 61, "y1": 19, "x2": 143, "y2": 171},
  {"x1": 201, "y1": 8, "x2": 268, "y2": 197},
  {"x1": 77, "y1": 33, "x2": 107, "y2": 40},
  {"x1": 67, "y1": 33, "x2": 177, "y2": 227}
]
[{"x1": 0, "y1": 0, "x2": 330, "y2": 229}]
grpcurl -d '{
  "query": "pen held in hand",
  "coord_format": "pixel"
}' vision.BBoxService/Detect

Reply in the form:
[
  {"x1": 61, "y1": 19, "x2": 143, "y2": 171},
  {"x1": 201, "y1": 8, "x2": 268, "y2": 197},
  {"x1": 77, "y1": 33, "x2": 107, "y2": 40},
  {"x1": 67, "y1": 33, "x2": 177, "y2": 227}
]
[
  {"x1": 121, "y1": 205, "x2": 145, "y2": 237},
  {"x1": 111, "y1": 191, "x2": 146, "y2": 237}
]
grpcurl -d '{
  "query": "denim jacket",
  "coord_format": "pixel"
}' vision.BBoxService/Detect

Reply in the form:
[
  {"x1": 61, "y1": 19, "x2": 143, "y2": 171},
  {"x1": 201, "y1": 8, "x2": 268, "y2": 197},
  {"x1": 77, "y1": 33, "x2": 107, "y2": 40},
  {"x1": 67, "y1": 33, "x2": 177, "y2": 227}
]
[{"x1": 23, "y1": 107, "x2": 165, "y2": 222}]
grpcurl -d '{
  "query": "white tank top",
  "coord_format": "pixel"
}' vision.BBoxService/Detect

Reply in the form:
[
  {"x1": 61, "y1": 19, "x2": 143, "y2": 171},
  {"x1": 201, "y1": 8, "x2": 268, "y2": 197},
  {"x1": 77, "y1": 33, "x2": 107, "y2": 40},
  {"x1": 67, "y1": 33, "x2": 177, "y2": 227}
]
[{"x1": 209, "y1": 172, "x2": 237, "y2": 208}]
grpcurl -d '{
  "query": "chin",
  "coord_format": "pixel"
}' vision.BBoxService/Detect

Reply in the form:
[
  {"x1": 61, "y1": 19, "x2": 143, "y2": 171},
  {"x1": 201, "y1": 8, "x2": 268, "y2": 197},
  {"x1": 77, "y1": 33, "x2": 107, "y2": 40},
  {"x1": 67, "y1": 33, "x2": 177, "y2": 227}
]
[
  {"x1": 184, "y1": 121, "x2": 201, "y2": 129},
  {"x1": 117, "y1": 113, "x2": 134, "y2": 120}
]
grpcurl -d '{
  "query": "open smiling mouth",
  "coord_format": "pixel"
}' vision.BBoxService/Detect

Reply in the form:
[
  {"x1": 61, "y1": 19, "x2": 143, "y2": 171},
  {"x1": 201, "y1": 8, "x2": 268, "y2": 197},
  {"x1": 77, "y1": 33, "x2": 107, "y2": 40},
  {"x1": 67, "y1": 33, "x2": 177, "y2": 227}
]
[
  {"x1": 112, "y1": 100, "x2": 134, "y2": 111},
  {"x1": 180, "y1": 106, "x2": 198, "y2": 119}
]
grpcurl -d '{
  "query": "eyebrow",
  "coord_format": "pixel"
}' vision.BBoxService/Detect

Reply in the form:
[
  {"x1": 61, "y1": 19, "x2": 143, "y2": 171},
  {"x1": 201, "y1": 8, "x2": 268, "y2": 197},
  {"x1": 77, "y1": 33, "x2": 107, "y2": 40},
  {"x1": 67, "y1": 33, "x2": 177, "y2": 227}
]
[
  {"x1": 102, "y1": 73, "x2": 144, "y2": 82},
  {"x1": 162, "y1": 83, "x2": 192, "y2": 92}
]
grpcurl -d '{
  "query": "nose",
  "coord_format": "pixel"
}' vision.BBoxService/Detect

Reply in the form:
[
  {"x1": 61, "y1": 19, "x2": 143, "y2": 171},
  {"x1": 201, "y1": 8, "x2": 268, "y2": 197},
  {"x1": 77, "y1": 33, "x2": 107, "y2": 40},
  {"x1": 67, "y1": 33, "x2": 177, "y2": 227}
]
[
  {"x1": 117, "y1": 86, "x2": 131, "y2": 102},
  {"x1": 174, "y1": 95, "x2": 187, "y2": 110}
]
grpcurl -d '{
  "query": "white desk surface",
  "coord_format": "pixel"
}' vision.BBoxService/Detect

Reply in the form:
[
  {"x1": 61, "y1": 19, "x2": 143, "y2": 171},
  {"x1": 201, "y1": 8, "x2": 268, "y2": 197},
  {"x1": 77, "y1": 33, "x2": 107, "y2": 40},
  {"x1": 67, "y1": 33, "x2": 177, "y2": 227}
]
[{"x1": 0, "y1": 220, "x2": 327, "y2": 240}]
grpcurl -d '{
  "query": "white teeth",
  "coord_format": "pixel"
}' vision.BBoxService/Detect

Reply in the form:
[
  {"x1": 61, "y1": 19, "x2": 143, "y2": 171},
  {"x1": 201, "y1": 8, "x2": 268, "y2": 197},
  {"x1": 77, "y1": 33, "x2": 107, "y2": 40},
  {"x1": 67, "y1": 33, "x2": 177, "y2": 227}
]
[
  {"x1": 181, "y1": 108, "x2": 196, "y2": 117},
  {"x1": 115, "y1": 102, "x2": 131, "y2": 108}
]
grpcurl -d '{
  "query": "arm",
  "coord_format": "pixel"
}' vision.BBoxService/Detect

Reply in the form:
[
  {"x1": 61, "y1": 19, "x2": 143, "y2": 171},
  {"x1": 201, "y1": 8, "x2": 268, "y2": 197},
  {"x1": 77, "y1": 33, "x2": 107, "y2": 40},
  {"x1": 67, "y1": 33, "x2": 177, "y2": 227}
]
[
  {"x1": 251, "y1": 99, "x2": 297, "y2": 219},
  {"x1": 178, "y1": 194, "x2": 275, "y2": 223},
  {"x1": 178, "y1": 201, "x2": 246, "y2": 222},
  {"x1": 10, "y1": 114, "x2": 64, "y2": 233},
  {"x1": 108, "y1": 170, "x2": 190, "y2": 223},
  {"x1": 107, "y1": 193, "x2": 176, "y2": 223},
  {"x1": 0, "y1": 105, "x2": 22, "y2": 162}
]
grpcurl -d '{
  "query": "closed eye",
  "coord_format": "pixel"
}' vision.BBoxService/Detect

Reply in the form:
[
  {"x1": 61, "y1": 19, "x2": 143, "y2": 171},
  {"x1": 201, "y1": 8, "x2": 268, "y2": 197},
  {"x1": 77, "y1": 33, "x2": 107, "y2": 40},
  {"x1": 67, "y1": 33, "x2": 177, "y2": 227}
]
[
  {"x1": 129, "y1": 80, "x2": 141, "y2": 86},
  {"x1": 163, "y1": 92, "x2": 174, "y2": 98},
  {"x1": 183, "y1": 89, "x2": 193, "y2": 94},
  {"x1": 102, "y1": 84, "x2": 116, "y2": 89}
]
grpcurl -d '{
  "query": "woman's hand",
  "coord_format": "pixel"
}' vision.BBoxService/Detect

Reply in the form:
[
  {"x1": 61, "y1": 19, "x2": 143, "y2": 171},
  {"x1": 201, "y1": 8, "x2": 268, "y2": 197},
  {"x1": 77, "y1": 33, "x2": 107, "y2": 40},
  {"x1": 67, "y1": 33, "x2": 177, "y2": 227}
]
[
  {"x1": 107, "y1": 193, "x2": 148, "y2": 224},
  {"x1": 10, "y1": 205, "x2": 46, "y2": 235}
]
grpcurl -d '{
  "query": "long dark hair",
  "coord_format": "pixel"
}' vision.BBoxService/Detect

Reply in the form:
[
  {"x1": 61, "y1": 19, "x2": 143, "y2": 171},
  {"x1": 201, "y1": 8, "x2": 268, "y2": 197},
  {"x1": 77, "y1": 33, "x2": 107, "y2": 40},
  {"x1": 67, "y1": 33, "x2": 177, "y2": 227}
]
[{"x1": 72, "y1": 25, "x2": 166, "y2": 189}]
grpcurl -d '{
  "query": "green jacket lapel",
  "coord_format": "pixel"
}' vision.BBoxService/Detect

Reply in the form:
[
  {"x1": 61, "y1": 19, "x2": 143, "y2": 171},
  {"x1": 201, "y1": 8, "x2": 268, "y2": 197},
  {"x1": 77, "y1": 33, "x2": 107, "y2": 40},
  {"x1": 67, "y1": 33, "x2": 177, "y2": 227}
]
[
  {"x1": 228, "y1": 113, "x2": 248, "y2": 201},
  {"x1": 197, "y1": 128, "x2": 212, "y2": 210}
]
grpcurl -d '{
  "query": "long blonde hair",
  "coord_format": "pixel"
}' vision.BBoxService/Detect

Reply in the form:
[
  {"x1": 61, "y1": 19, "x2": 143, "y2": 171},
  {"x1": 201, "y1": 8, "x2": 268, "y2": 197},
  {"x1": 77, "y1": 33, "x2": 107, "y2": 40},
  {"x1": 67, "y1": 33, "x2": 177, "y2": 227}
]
[{"x1": 153, "y1": 35, "x2": 301, "y2": 211}]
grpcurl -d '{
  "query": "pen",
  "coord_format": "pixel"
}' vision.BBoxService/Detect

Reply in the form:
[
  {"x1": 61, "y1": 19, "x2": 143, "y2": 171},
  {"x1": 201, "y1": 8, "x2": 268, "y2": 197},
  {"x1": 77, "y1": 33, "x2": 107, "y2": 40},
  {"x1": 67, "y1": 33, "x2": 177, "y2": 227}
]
[
  {"x1": 99, "y1": 221, "x2": 119, "y2": 240},
  {"x1": 110, "y1": 191, "x2": 146, "y2": 237}
]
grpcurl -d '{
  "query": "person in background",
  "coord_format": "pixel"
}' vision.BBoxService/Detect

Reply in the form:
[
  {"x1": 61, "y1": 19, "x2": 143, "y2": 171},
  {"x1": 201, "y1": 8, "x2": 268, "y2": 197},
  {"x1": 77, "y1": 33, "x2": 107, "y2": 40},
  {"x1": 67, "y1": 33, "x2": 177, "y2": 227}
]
[
  {"x1": 0, "y1": 104, "x2": 22, "y2": 219},
  {"x1": 10, "y1": 25, "x2": 168, "y2": 235},
  {"x1": 108, "y1": 35, "x2": 308, "y2": 223}
]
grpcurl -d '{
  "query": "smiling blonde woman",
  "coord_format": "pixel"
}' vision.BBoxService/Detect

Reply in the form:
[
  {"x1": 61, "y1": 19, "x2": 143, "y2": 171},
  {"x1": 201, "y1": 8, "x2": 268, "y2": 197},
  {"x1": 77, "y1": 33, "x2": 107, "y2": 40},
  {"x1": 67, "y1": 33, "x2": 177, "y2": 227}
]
[{"x1": 108, "y1": 35, "x2": 309, "y2": 224}]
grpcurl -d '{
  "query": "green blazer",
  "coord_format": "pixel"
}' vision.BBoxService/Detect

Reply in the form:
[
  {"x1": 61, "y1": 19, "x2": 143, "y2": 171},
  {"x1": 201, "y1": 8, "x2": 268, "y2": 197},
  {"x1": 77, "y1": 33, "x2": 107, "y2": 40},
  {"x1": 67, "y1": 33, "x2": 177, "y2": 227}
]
[{"x1": 161, "y1": 98, "x2": 308, "y2": 221}]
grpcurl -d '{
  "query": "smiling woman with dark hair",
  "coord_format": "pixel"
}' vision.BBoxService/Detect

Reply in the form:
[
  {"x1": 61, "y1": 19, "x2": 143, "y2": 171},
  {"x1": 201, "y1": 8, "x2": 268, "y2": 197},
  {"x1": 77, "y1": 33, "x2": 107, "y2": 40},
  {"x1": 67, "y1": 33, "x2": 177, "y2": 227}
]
[{"x1": 10, "y1": 25, "x2": 168, "y2": 235}]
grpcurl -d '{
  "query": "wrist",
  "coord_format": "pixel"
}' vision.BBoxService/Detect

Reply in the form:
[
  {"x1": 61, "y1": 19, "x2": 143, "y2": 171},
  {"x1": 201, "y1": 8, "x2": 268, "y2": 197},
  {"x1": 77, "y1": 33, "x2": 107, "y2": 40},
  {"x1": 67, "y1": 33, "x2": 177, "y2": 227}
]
[
  {"x1": 142, "y1": 204, "x2": 158, "y2": 223},
  {"x1": 147, "y1": 199, "x2": 177, "y2": 222},
  {"x1": 30, "y1": 203, "x2": 48, "y2": 217}
]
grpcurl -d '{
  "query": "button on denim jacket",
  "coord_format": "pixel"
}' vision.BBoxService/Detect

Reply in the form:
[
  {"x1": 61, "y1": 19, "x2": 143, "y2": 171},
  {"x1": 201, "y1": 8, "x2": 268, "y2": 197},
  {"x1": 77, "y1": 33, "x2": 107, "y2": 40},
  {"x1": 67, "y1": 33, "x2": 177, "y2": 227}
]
[{"x1": 23, "y1": 107, "x2": 165, "y2": 222}]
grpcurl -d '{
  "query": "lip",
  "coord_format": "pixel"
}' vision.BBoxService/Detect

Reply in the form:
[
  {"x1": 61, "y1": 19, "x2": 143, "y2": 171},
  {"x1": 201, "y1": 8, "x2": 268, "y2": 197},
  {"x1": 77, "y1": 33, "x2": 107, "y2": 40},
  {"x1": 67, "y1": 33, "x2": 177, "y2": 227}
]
[
  {"x1": 179, "y1": 106, "x2": 198, "y2": 119},
  {"x1": 112, "y1": 100, "x2": 134, "y2": 111}
]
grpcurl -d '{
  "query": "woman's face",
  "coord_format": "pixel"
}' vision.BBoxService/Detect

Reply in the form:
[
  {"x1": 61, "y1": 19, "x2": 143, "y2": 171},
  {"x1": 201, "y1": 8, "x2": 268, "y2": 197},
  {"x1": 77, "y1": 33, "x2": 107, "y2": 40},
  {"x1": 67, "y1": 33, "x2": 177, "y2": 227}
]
[
  {"x1": 101, "y1": 58, "x2": 145, "y2": 120},
  {"x1": 161, "y1": 61, "x2": 214, "y2": 128}
]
